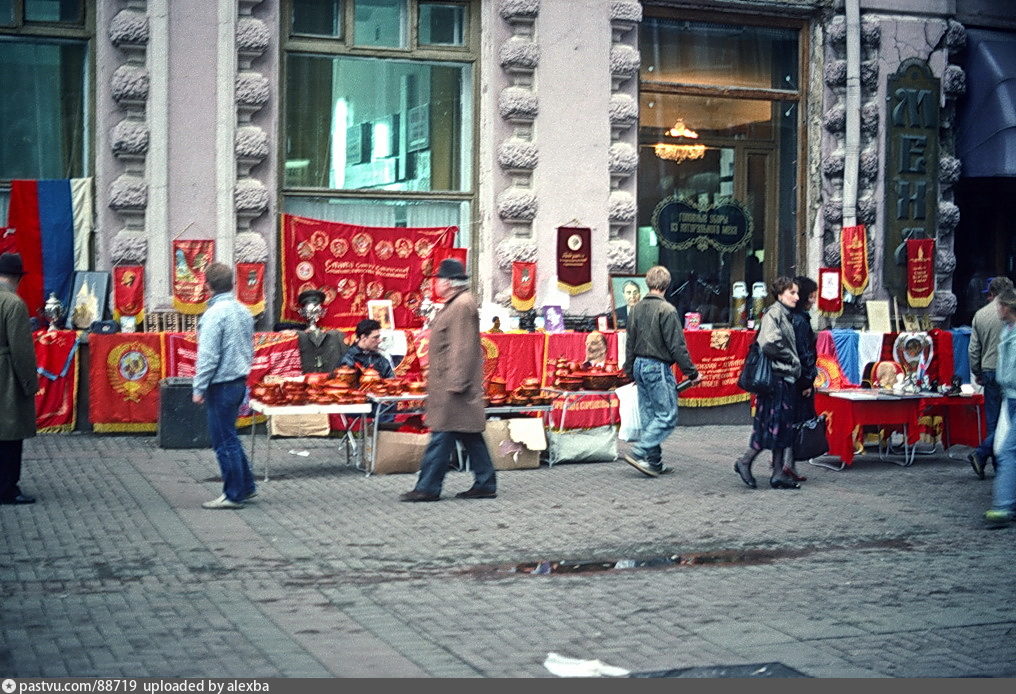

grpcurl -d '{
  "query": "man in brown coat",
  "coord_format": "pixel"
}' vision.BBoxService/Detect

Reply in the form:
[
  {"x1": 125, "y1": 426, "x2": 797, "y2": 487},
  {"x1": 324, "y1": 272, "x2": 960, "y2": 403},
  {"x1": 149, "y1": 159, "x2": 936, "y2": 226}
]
[
  {"x1": 0, "y1": 253, "x2": 39, "y2": 505},
  {"x1": 400, "y1": 258, "x2": 497, "y2": 501}
]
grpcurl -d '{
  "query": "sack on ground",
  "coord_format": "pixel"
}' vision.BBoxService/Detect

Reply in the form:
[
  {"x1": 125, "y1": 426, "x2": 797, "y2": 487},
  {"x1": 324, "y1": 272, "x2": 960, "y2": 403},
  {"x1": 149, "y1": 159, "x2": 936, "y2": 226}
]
[
  {"x1": 615, "y1": 383, "x2": 641, "y2": 442},
  {"x1": 269, "y1": 413, "x2": 330, "y2": 437},
  {"x1": 373, "y1": 430, "x2": 428, "y2": 474},
  {"x1": 793, "y1": 415, "x2": 829, "y2": 461},
  {"x1": 545, "y1": 425, "x2": 618, "y2": 465}
]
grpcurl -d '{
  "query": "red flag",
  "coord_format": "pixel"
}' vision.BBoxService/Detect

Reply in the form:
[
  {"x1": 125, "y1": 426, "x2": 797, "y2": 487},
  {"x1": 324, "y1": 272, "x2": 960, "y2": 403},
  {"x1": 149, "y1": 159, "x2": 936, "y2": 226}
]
[
  {"x1": 511, "y1": 261, "x2": 537, "y2": 311},
  {"x1": 89, "y1": 333, "x2": 165, "y2": 432},
  {"x1": 840, "y1": 225, "x2": 869, "y2": 295},
  {"x1": 34, "y1": 329, "x2": 79, "y2": 433},
  {"x1": 236, "y1": 262, "x2": 266, "y2": 315},
  {"x1": 172, "y1": 240, "x2": 214, "y2": 314},
  {"x1": 113, "y1": 265, "x2": 145, "y2": 323},
  {"x1": 906, "y1": 239, "x2": 935, "y2": 308}
]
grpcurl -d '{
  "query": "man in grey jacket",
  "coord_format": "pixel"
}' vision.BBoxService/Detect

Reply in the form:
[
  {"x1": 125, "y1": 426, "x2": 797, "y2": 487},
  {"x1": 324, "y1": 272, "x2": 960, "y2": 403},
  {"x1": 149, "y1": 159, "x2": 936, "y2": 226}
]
[
  {"x1": 622, "y1": 266, "x2": 701, "y2": 477},
  {"x1": 969, "y1": 276, "x2": 1015, "y2": 479}
]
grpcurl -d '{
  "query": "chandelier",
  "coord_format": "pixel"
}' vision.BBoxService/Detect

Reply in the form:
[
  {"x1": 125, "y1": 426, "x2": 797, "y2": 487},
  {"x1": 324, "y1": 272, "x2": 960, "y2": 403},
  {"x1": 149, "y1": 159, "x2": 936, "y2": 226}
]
[{"x1": 654, "y1": 119, "x2": 706, "y2": 163}]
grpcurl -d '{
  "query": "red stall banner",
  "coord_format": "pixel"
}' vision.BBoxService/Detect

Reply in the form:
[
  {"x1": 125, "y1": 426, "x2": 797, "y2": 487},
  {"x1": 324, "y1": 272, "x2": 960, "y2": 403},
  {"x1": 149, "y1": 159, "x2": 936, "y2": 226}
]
[
  {"x1": 112, "y1": 265, "x2": 145, "y2": 323},
  {"x1": 236, "y1": 262, "x2": 266, "y2": 315},
  {"x1": 280, "y1": 214, "x2": 455, "y2": 329},
  {"x1": 172, "y1": 240, "x2": 214, "y2": 314},
  {"x1": 89, "y1": 333, "x2": 166, "y2": 433},
  {"x1": 429, "y1": 247, "x2": 468, "y2": 303},
  {"x1": 557, "y1": 226, "x2": 592, "y2": 295},
  {"x1": 818, "y1": 267, "x2": 843, "y2": 317},
  {"x1": 840, "y1": 224, "x2": 869, "y2": 295},
  {"x1": 34, "y1": 330, "x2": 79, "y2": 433},
  {"x1": 511, "y1": 261, "x2": 537, "y2": 311},
  {"x1": 906, "y1": 238, "x2": 935, "y2": 308},
  {"x1": 678, "y1": 329, "x2": 754, "y2": 407}
]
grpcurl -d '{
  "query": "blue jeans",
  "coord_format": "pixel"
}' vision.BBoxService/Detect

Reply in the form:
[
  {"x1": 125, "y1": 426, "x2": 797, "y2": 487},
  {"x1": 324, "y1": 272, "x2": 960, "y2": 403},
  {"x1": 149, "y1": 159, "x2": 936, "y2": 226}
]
[
  {"x1": 415, "y1": 431, "x2": 496, "y2": 497},
  {"x1": 991, "y1": 398, "x2": 1016, "y2": 514},
  {"x1": 632, "y1": 356, "x2": 678, "y2": 466},
  {"x1": 976, "y1": 370, "x2": 1002, "y2": 459},
  {"x1": 206, "y1": 378, "x2": 256, "y2": 503}
]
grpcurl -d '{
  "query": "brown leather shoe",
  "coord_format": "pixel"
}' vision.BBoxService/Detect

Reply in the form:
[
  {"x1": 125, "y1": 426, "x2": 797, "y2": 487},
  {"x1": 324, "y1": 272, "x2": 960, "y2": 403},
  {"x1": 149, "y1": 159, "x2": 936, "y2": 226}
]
[
  {"x1": 455, "y1": 487, "x2": 497, "y2": 499},
  {"x1": 399, "y1": 490, "x2": 440, "y2": 502}
]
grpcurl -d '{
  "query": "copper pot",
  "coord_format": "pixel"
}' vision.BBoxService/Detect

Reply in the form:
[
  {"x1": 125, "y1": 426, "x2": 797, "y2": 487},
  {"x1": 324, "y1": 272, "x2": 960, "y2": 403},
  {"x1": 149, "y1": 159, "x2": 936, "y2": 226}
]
[
  {"x1": 332, "y1": 365, "x2": 359, "y2": 388},
  {"x1": 487, "y1": 377, "x2": 507, "y2": 398}
]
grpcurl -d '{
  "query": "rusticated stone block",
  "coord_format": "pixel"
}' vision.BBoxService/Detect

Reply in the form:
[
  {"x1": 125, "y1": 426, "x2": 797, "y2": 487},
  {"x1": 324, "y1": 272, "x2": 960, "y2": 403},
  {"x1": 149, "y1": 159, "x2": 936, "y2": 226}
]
[
  {"x1": 610, "y1": 1, "x2": 642, "y2": 23},
  {"x1": 939, "y1": 156, "x2": 961, "y2": 185},
  {"x1": 825, "y1": 59, "x2": 847, "y2": 88},
  {"x1": 110, "y1": 233, "x2": 148, "y2": 265},
  {"x1": 111, "y1": 119, "x2": 149, "y2": 157},
  {"x1": 495, "y1": 237, "x2": 538, "y2": 271},
  {"x1": 859, "y1": 149, "x2": 880, "y2": 181},
  {"x1": 860, "y1": 61, "x2": 879, "y2": 92},
  {"x1": 608, "y1": 142, "x2": 638, "y2": 175},
  {"x1": 861, "y1": 16, "x2": 881, "y2": 47},
  {"x1": 236, "y1": 73, "x2": 270, "y2": 108},
  {"x1": 827, "y1": 16, "x2": 846, "y2": 47},
  {"x1": 858, "y1": 195, "x2": 877, "y2": 225},
  {"x1": 609, "y1": 93, "x2": 638, "y2": 126},
  {"x1": 111, "y1": 65, "x2": 150, "y2": 104},
  {"x1": 946, "y1": 19, "x2": 966, "y2": 54},
  {"x1": 235, "y1": 126, "x2": 269, "y2": 160},
  {"x1": 234, "y1": 178, "x2": 269, "y2": 214},
  {"x1": 109, "y1": 175, "x2": 147, "y2": 210},
  {"x1": 860, "y1": 101, "x2": 880, "y2": 135},
  {"x1": 236, "y1": 16, "x2": 271, "y2": 55},
  {"x1": 823, "y1": 240, "x2": 841, "y2": 267},
  {"x1": 823, "y1": 200, "x2": 843, "y2": 226},
  {"x1": 823, "y1": 150, "x2": 845, "y2": 178},
  {"x1": 499, "y1": 0, "x2": 539, "y2": 20},
  {"x1": 609, "y1": 44, "x2": 640, "y2": 80},
  {"x1": 607, "y1": 239, "x2": 636, "y2": 274},
  {"x1": 823, "y1": 104, "x2": 846, "y2": 133},
  {"x1": 936, "y1": 248, "x2": 956, "y2": 275},
  {"x1": 943, "y1": 65, "x2": 966, "y2": 98},
  {"x1": 932, "y1": 290, "x2": 957, "y2": 317},
  {"x1": 235, "y1": 232, "x2": 269, "y2": 263},
  {"x1": 608, "y1": 191, "x2": 636, "y2": 223},
  {"x1": 497, "y1": 138, "x2": 538, "y2": 170},
  {"x1": 497, "y1": 188, "x2": 537, "y2": 221},
  {"x1": 499, "y1": 36, "x2": 539, "y2": 70},
  {"x1": 109, "y1": 9, "x2": 150, "y2": 47},
  {"x1": 938, "y1": 201, "x2": 960, "y2": 232},
  {"x1": 498, "y1": 86, "x2": 538, "y2": 121}
]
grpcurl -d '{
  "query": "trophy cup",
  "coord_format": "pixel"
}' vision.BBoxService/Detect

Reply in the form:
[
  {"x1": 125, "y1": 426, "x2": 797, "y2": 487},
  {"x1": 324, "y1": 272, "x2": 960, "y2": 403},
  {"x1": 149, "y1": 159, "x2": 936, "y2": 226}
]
[{"x1": 43, "y1": 292, "x2": 65, "y2": 331}]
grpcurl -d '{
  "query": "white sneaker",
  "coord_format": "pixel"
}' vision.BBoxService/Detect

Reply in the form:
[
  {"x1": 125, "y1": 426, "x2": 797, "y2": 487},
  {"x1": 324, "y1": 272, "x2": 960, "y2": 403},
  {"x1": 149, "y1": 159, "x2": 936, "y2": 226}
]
[
  {"x1": 202, "y1": 494, "x2": 245, "y2": 509},
  {"x1": 623, "y1": 454, "x2": 660, "y2": 478}
]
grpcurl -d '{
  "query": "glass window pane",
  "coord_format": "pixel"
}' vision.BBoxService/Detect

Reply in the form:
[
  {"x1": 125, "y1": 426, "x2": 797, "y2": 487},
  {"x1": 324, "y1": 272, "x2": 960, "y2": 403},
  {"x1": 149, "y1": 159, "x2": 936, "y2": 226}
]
[
  {"x1": 25, "y1": 0, "x2": 81, "y2": 23},
  {"x1": 640, "y1": 18, "x2": 798, "y2": 91},
  {"x1": 0, "y1": 0, "x2": 13, "y2": 27},
  {"x1": 0, "y1": 39, "x2": 88, "y2": 179},
  {"x1": 292, "y1": 0, "x2": 342, "y2": 37},
  {"x1": 354, "y1": 0, "x2": 407, "y2": 48},
  {"x1": 640, "y1": 92, "x2": 774, "y2": 141},
  {"x1": 285, "y1": 54, "x2": 472, "y2": 193},
  {"x1": 420, "y1": 3, "x2": 466, "y2": 46}
]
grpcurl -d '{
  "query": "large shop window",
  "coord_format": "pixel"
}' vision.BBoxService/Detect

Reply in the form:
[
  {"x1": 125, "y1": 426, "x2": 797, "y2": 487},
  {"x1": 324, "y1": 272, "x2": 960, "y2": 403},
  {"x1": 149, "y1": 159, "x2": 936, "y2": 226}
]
[{"x1": 638, "y1": 17, "x2": 801, "y2": 326}]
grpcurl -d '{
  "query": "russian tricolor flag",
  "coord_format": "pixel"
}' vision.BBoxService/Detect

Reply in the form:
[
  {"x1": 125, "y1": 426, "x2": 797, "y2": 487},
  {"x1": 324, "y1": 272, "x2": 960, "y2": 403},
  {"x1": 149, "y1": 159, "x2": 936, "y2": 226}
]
[{"x1": 5, "y1": 179, "x2": 93, "y2": 318}]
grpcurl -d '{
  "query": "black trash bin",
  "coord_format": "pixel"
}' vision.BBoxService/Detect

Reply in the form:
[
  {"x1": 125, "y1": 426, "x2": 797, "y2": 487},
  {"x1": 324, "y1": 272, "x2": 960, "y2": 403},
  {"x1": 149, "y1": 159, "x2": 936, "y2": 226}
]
[{"x1": 157, "y1": 377, "x2": 211, "y2": 449}]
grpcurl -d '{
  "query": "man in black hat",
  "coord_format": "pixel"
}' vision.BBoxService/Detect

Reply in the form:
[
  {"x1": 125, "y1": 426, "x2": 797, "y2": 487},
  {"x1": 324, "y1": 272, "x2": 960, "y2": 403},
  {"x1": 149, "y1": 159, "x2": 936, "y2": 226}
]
[
  {"x1": 400, "y1": 258, "x2": 497, "y2": 501},
  {"x1": 0, "y1": 253, "x2": 39, "y2": 504}
]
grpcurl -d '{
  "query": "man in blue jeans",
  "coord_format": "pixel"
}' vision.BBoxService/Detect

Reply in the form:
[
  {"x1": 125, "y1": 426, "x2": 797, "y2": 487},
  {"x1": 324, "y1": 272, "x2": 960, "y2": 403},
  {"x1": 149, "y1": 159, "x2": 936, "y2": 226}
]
[
  {"x1": 969, "y1": 276, "x2": 1014, "y2": 479},
  {"x1": 986, "y1": 288, "x2": 1016, "y2": 528},
  {"x1": 192, "y1": 263, "x2": 256, "y2": 509},
  {"x1": 622, "y1": 266, "x2": 701, "y2": 477}
]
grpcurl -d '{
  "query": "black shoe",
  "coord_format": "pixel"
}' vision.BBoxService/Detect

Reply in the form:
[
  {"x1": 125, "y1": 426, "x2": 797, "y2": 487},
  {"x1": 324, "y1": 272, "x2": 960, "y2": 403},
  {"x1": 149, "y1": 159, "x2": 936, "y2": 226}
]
[
  {"x1": 970, "y1": 452, "x2": 987, "y2": 480},
  {"x1": 769, "y1": 478, "x2": 801, "y2": 490},
  {"x1": 0, "y1": 494, "x2": 36, "y2": 505},
  {"x1": 455, "y1": 487, "x2": 497, "y2": 499},
  {"x1": 734, "y1": 461, "x2": 757, "y2": 489},
  {"x1": 399, "y1": 490, "x2": 440, "y2": 502}
]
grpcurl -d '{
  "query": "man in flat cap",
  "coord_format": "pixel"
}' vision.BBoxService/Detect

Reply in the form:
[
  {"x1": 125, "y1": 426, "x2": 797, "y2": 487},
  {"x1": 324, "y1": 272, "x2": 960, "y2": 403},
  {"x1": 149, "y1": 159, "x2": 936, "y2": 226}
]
[{"x1": 400, "y1": 258, "x2": 497, "y2": 502}]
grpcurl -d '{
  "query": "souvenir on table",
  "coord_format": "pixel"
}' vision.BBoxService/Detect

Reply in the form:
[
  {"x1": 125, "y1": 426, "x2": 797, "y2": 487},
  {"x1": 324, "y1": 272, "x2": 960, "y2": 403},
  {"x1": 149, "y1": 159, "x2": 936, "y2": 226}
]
[
  {"x1": 67, "y1": 271, "x2": 111, "y2": 330},
  {"x1": 892, "y1": 332, "x2": 934, "y2": 388},
  {"x1": 367, "y1": 299, "x2": 395, "y2": 330},
  {"x1": 543, "y1": 305, "x2": 564, "y2": 333}
]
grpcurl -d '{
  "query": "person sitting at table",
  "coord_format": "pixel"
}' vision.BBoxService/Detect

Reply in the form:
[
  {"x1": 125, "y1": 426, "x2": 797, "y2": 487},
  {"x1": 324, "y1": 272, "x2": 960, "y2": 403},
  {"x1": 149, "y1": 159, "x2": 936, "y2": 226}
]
[{"x1": 339, "y1": 318, "x2": 395, "y2": 378}]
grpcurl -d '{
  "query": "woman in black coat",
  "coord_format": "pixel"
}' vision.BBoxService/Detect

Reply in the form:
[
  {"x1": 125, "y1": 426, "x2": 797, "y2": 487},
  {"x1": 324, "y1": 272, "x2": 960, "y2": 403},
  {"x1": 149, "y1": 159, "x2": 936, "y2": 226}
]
[{"x1": 784, "y1": 275, "x2": 818, "y2": 482}]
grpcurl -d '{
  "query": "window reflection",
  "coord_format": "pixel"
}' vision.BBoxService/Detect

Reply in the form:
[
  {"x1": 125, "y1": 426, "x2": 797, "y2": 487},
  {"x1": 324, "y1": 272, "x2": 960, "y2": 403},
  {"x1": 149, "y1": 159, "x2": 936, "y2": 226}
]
[
  {"x1": 354, "y1": 0, "x2": 407, "y2": 48},
  {"x1": 292, "y1": 0, "x2": 342, "y2": 37}
]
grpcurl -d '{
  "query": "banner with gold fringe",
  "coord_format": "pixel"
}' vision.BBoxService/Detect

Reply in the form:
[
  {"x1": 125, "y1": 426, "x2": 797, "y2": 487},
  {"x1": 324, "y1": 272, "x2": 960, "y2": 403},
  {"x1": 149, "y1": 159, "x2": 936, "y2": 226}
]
[
  {"x1": 906, "y1": 238, "x2": 935, "y2": 308},
  {"x1": 678, "y1": 329, "x2": 754, "y2": 407},
  {"x1": 172, "y1": 239, "x2": 214, "y2": 314},
  {"x1": 511, "y1": 261, "x2": 537, "y2": 311},
  {"x1": 112, "y1": 265, "x2": 145, "y2": 324},
  {"x1": 89, "y1": 333, "x2": 165, "y2": 433},
  {"x1": 557, "y1": 226, "x2": 592, "y2": 295},
  {"x1": 841, "y1": 224, "x2": 869, "y2": 295},
  {"x1": 34, "y1": 330, "x2": 79, "y2": 433},
  {"x1": 235, "y1": 262, "x2": 266, "y2": 315}
]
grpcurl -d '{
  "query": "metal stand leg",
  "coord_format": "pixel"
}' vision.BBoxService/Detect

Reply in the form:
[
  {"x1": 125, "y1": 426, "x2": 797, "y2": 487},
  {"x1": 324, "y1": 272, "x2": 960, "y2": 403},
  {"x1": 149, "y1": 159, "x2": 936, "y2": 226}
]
[
  {"x1": 806, "y1": 458, "x2": 845, "y2": 472},
  {"x1": 263, "y1": 415, "x2": 272, "y2": 481}
]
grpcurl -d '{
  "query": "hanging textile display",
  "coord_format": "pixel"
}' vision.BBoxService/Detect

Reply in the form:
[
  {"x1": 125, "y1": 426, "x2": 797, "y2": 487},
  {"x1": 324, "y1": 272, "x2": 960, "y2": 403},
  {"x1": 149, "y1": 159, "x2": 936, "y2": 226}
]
[
  {"x1": 840, "y1": 224, "x2": 869, "y2": 295},
  {"x1": 906, "y1": 238, "x2": 935, "y2": 308},
  {"x1": 511, "y1": 261, "x2": 537, "y2": 311},
  {"x1": 172, "y1": 239, "x2": 214, "y2": 314},
  {"x1": 33, "y1": 329, "x2": 79, "y2": 433},
  {"x1": 112, "y1": 265, "x2": 145, "y2": 323},
  {"x1": 556, "y1": 226, "x2": 592, "y2": 295},
  {"x1": 89, "y1": 333, "x2": 166, "y2": 432},
  {"x1": 235, "y1": 262, "x2": 266, "y2": 315},
  {"x1": 429, "y1": 247, "x2": 468, "y2": 303},
  {"x1": 818, "y1": 267, "x2": 843, "y2": 317}
]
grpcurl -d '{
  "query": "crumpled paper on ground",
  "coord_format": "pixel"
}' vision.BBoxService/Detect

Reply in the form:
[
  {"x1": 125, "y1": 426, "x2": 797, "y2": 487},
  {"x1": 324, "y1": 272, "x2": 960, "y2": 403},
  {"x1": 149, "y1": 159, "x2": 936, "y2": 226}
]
[{"x1": 543, "y1": 652, "x2": 629, "y2": 677}]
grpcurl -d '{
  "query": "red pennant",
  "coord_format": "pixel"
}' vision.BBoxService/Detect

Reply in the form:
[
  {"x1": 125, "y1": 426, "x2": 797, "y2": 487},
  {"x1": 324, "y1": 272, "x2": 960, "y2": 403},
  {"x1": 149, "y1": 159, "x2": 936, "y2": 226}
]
[
  {"x1": 113, "y1": 265, "x2": 145, "y2": 322},
  {"x1": 236, "y1": 262, "x2": 266, "y2": 315},
  {"x1": 906, "y1": 238, "x2": 935, "y2": 308},
  {"x1": 511, "y1": 261, "x2": 537, "y2": 311},
  {"x1": 172, "y1": 240, "x2": 214, "y2": 314},
  {"x1": 818, "y1": 267, "x2": 843, "y2": 317},
  {"x1": 840, "y1": 225, "x2": 869, "y2": 295}
]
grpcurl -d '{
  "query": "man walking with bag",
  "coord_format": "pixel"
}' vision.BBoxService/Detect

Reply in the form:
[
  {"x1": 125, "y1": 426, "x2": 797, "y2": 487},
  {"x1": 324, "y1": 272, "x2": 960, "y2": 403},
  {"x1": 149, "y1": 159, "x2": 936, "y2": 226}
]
[{"x1": 622, "y1": 266, "x2": 701, "y2": 477}]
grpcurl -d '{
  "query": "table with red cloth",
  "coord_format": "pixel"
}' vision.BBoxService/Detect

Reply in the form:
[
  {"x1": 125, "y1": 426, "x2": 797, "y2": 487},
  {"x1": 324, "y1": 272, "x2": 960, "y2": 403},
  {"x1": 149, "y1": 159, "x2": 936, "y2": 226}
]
[{"x1": 815, "y1": 389, "x2": 984, "y2": 467}]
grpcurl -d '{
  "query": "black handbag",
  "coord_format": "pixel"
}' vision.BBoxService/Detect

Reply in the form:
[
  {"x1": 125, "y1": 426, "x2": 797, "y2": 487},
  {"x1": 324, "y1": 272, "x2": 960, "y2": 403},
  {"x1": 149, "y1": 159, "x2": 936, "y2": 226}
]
[
  {"x1": 737, "y1": 340, "x2": 775, "y2": 395},
  {"x1": 793, "y1": 415, "x2": 829, "y2": 461}
]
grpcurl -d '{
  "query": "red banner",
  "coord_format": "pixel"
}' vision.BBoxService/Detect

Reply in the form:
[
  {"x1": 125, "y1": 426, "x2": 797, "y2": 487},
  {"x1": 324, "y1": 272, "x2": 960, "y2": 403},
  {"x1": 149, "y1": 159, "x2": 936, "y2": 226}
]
[
  {"x1": 679, "y1": 329, "x2": 754, "y2": 406},
  {"x1": 280, "y1": 214, "x2": 455, "y2": 329},
  {"x1": 841, "y1": 224, "x2": 869, "y2": 295},
  {"x1": 429, "y1": 247, "x2": 468, "y2": 303},
  {"x1": 511, "y1": 261, "x2": 537, "y2": 311},
  {"x1": 112, "y1": 265, "x2": 145, "y2": 322},
  {"x1": 236, "y1": 262, "x2": 266, "y2": 315},
  {"x1": 172, "y1": 240, "x2": 214, "y2": 315},
  {"x1": 543, "y1": 332, "x2": 622, "y2": 429},
  {"x1": 818, "y1": 267, "x2": 843, "y2": 317},
  {"x1": 34, "y1": 330, "x2": 79, "y2": 433},
  {"x1": 906, "y1": 238, "x2": 935, "y2": 308},
  {"x1": 557, "y1": 226, "x2": 592, "y2": 295},
  {"x1": 0, "y1": 226, "x2": 14, "y2": 255},
  {"x1": 89, "y1": 333, "x2": 165, "y2": 432}
]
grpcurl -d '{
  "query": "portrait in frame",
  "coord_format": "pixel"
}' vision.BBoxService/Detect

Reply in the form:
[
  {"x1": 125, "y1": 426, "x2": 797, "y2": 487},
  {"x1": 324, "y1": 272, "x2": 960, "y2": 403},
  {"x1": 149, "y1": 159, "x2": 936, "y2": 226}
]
[{"x1": 609, "y1": 275, "x2": 649, "y2": 330}]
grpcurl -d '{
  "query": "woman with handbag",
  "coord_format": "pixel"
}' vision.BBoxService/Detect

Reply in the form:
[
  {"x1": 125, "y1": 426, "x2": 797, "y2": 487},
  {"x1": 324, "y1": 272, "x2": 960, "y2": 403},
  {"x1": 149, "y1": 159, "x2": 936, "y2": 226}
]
[
  {"x1": 735, "y1": 276, "x2": 803, "y2": 490},
  {"x1": 783, "y1": 275, "x2": 819, "y2": 482}
]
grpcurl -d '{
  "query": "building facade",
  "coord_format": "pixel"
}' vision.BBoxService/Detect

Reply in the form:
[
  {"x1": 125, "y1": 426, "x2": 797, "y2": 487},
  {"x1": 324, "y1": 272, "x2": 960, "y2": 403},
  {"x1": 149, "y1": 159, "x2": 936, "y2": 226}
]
[{"x1": 1, "y1": 0, "x2": 1013, "y2": 329}]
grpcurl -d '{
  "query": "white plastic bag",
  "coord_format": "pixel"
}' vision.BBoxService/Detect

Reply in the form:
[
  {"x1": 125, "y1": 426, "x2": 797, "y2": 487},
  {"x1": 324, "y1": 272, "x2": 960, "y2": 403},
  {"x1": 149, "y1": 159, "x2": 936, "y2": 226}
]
[
  {"x1": 994, "y1": 401, "x2": 1009, "y2": 457},
  {"x1": 615, "y1": 382, "x2": 640, "y2": 442}
]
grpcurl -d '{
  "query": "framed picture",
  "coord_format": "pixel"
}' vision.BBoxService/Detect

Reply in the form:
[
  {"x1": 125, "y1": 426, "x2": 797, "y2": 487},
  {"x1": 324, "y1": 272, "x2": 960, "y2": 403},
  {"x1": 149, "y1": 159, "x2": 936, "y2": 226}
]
[
  {"x1": 610, "y1": 275, "x2": 648, "y2": 330},
  {"x1": 367, "y1": 299, "x2": 395, "y2": 330},
  {"x1": 542, "y1": 305, "x2": 565, "y2": 333},
  {"x1": 67, "y1": 271, "x2": 111, "y2": 330}
]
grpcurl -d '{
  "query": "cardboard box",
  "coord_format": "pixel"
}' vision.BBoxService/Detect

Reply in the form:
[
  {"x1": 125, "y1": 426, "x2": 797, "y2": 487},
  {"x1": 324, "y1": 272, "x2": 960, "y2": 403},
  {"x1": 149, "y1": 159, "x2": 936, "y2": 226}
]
[
  {"x1": 373, "y1": 430, "x2": 429, "y2": 474},
  {"x1": 269, "y1": 413, "x2": 331, "y2": 438},
  {"x1": 483, "y1": 419, "x2": 545, "y2": 470}
]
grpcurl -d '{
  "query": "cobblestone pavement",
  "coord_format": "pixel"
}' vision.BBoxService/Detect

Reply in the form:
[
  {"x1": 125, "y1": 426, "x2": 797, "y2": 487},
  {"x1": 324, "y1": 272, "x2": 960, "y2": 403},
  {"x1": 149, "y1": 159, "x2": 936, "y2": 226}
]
[{"x1": 2, "y1": 427, "x2": 1014, "y2": 678}]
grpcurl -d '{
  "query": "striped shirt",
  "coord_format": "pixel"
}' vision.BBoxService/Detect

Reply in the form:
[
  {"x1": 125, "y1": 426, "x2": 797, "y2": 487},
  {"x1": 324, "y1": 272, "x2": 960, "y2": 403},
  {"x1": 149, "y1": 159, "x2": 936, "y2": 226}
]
[{"x1": 193, "y1": 292, "x2": 254, "y2": 396}]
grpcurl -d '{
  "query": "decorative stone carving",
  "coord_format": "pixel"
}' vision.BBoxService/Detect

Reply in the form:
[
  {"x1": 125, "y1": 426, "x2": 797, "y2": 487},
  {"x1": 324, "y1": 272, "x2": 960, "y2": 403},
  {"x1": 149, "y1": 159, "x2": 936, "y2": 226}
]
[
  {"x1": 495, "y1": 237, "x2": 538, "y2": 271},
  {"x1": 498, "y1": 0, "x2": 539, "y2": 20},
  {"x1": 493, "y1": 288, "x2": 512, "y2": 307},
  {"x1": 826, "y1": 15, "x2": 846, "y2": 46},
  {"x1": 111, "y1": 65, "x2": 150, "y2": 105},
  {"x1": 498, "y1": 86, "x2": 538, "y2": 121},
  {"x1": 860, "y1": 101, "x2": 880, "y2": 135},
  {"x1": 608, "y1": 142, "x2": 638, "y2": 175},
  {"x1": 610, "y1": 1, "x2": 642, "y2": 23},
  {"x1": 931, "y1": 290, "x2": 957, "y2": 317},
  {"x1": 939, "y1": 156, "x2": 961, "y2": 185},
  {"x1": 234, "y1": 232, "x2": 269, "y2": 264},
  {"x1": 943, "y1": 65, "x2": 966, "y2": 98},
  {"x1": 823, "y1": 200, "x2": 843, "y2": 226},
  {"x1": 938, "y1": 201, "x2": 960, "y2": 233},
  {"x1": 497, "y1": 138, "x2": 538, "y2": 171},
  {"x1": 110, "y1": 233, "x2": 148, "y2": 265},
  {"x1": 824, "y1": 59, "x2": 847, "y2": 88},
  {"x1": 499, "y1": 36, "x2": 539, "y2": 71},
  {"x1": 109, "y1": 9, "x2": 150, "y2": 47},
  {"x1": 607, "y1": 239, "x2": 636, "y2": 274},
  {"x1": 946, "y1": 19, "x2": 967, "y2": 54},
  {"x1": 608, "y1": 191, "x2": 637, "y2": 223},
  {"x1": 860, "y1": 61, "x2": 879, "y2": 92},
  {"x1": 936, "y1": 248, "x2": 956, "y2": 276},
  {"x1": 236, "y1": 73, "x2": 271, "y2": 108},
  {"x1": 496, "y1": 188, "x2": 537, "y2": 221},
  {"x1": 823, "y1": 240, "x2": 841, "y2": 267},
  {"x1": 109, "y1": 175, "x2": 148, "y2": 211},
  {"x1": 857, "y1": 195, "x2": 877, "y2": 225},
  {"x1": 859, "y1": 149, "x2": 880, "y2": 182},
  {"x1": 111, "y1": 119, "x2": 150, "y2": 157},
  {"x1": 609, "y1": 44, "x2": 640, "y2": 81},
  {"x1": 234, "y1": 178, "x2": 270, "y2": 215},
  {"x1": 823, "y1": 104, "x2": 846, "y2": 133},
  {"x1": 823, "y1": 149, "x2": 845, "y2": 178},
  {"x1": 236, "y1": 16, "x2": 270, "y2": 56},
  {"x1": 608, "y1": 93, "x2": 638, "y2": 126},
  {"x1": 860, "y1": 16, "x2": 881, "y2": 47},
  {"x1": 235, "y1": 126, "x2": 269, "y2": 161}
]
